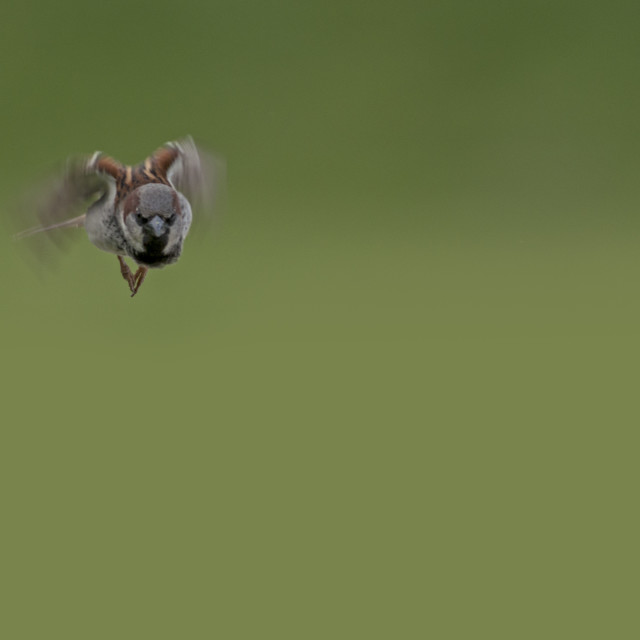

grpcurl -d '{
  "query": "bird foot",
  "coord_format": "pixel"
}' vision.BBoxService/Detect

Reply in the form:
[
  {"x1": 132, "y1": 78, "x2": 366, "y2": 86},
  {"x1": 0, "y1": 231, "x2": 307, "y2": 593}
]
[{"x1": 117, "y1": 256, "x2": 148, "y2": 297}]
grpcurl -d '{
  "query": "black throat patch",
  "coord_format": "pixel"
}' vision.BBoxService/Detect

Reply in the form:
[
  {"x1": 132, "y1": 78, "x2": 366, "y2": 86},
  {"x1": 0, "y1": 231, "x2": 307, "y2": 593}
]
[{"x1": 132, "y1": 241, "x2": 181, "y2": 267}]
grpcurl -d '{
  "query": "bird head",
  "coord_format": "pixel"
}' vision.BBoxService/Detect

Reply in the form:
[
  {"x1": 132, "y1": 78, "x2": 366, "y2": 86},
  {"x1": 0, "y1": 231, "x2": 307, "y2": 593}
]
[{"x1": 121, "y1": 183, "x2": 191, "y2": 267}]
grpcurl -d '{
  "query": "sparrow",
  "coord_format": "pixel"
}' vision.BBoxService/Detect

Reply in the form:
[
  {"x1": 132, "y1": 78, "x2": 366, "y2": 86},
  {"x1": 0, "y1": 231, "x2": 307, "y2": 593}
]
[{"x1": 15, "y1": 136, "x2": 219, "y2": 297}]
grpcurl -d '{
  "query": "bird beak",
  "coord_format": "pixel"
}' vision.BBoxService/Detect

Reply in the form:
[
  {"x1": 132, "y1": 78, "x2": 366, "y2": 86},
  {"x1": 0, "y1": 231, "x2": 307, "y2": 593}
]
[{"x1": 145, "y1": 215, "x2": 168, "y2": 237}]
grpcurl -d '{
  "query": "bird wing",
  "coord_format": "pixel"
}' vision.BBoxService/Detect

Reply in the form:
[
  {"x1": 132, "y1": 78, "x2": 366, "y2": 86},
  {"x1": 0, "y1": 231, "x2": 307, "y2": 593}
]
[
  {"x1": 146, "y1": 136, "x2": 226, "y2": 226},
  {"x1": 14, "y1": 152, "x2": 121, "y2": 240}
]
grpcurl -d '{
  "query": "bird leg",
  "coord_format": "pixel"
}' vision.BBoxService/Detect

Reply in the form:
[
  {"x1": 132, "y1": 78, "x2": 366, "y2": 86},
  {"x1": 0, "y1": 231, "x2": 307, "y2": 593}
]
[
  {"x1": 131, "y1": 266, "x2": 148, "y2": 297},
  {"x1": 117, "y1": 255, "x2": 136, "y2": 294},
  {"x1": 117, "y1": 256, "x2": 149, "y2": 297}
]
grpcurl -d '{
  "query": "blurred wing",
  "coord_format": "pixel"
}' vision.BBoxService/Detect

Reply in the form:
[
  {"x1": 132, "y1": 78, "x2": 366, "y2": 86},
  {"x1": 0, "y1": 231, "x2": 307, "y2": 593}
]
[
  {"x1": 14, "y1": 152, "x2": 121, "y2": 242},
  {"x1": 149, "y1": 136, "x2": 226, "y2": 229}
]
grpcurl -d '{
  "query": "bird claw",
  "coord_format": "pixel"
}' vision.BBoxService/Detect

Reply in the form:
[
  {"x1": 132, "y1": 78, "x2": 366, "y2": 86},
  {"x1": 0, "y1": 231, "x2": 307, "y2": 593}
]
[{"x1": 118, "y1": 256, "x2": 147, "y2": 297}]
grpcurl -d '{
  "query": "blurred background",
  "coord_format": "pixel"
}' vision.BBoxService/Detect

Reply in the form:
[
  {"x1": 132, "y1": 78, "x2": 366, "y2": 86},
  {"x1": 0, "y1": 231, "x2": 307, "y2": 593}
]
[{"x1": 1, "y1": 0, "x2": 639, "y2": 637}]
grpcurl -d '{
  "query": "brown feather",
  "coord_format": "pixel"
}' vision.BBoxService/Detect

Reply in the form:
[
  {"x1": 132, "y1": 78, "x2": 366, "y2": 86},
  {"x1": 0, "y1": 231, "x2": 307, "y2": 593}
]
[
  {"x1": 147, "y1": 145, "x2": 180, "y2": 179},
  {"x1": 92, "y1": 154, "x2": 125, "y2": 180}
]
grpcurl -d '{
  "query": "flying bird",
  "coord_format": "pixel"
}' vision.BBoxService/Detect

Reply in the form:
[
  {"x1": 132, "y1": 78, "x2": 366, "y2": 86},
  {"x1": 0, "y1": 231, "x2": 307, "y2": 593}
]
[{"x1": 15, "y1": 137, "x2": 220, "y2": 296}]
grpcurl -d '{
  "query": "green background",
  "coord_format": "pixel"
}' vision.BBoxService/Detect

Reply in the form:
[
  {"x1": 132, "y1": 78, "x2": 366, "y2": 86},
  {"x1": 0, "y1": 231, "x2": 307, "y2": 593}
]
[{"x1": 1, "y1": 1, "x2": 639, "y2": 637}]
